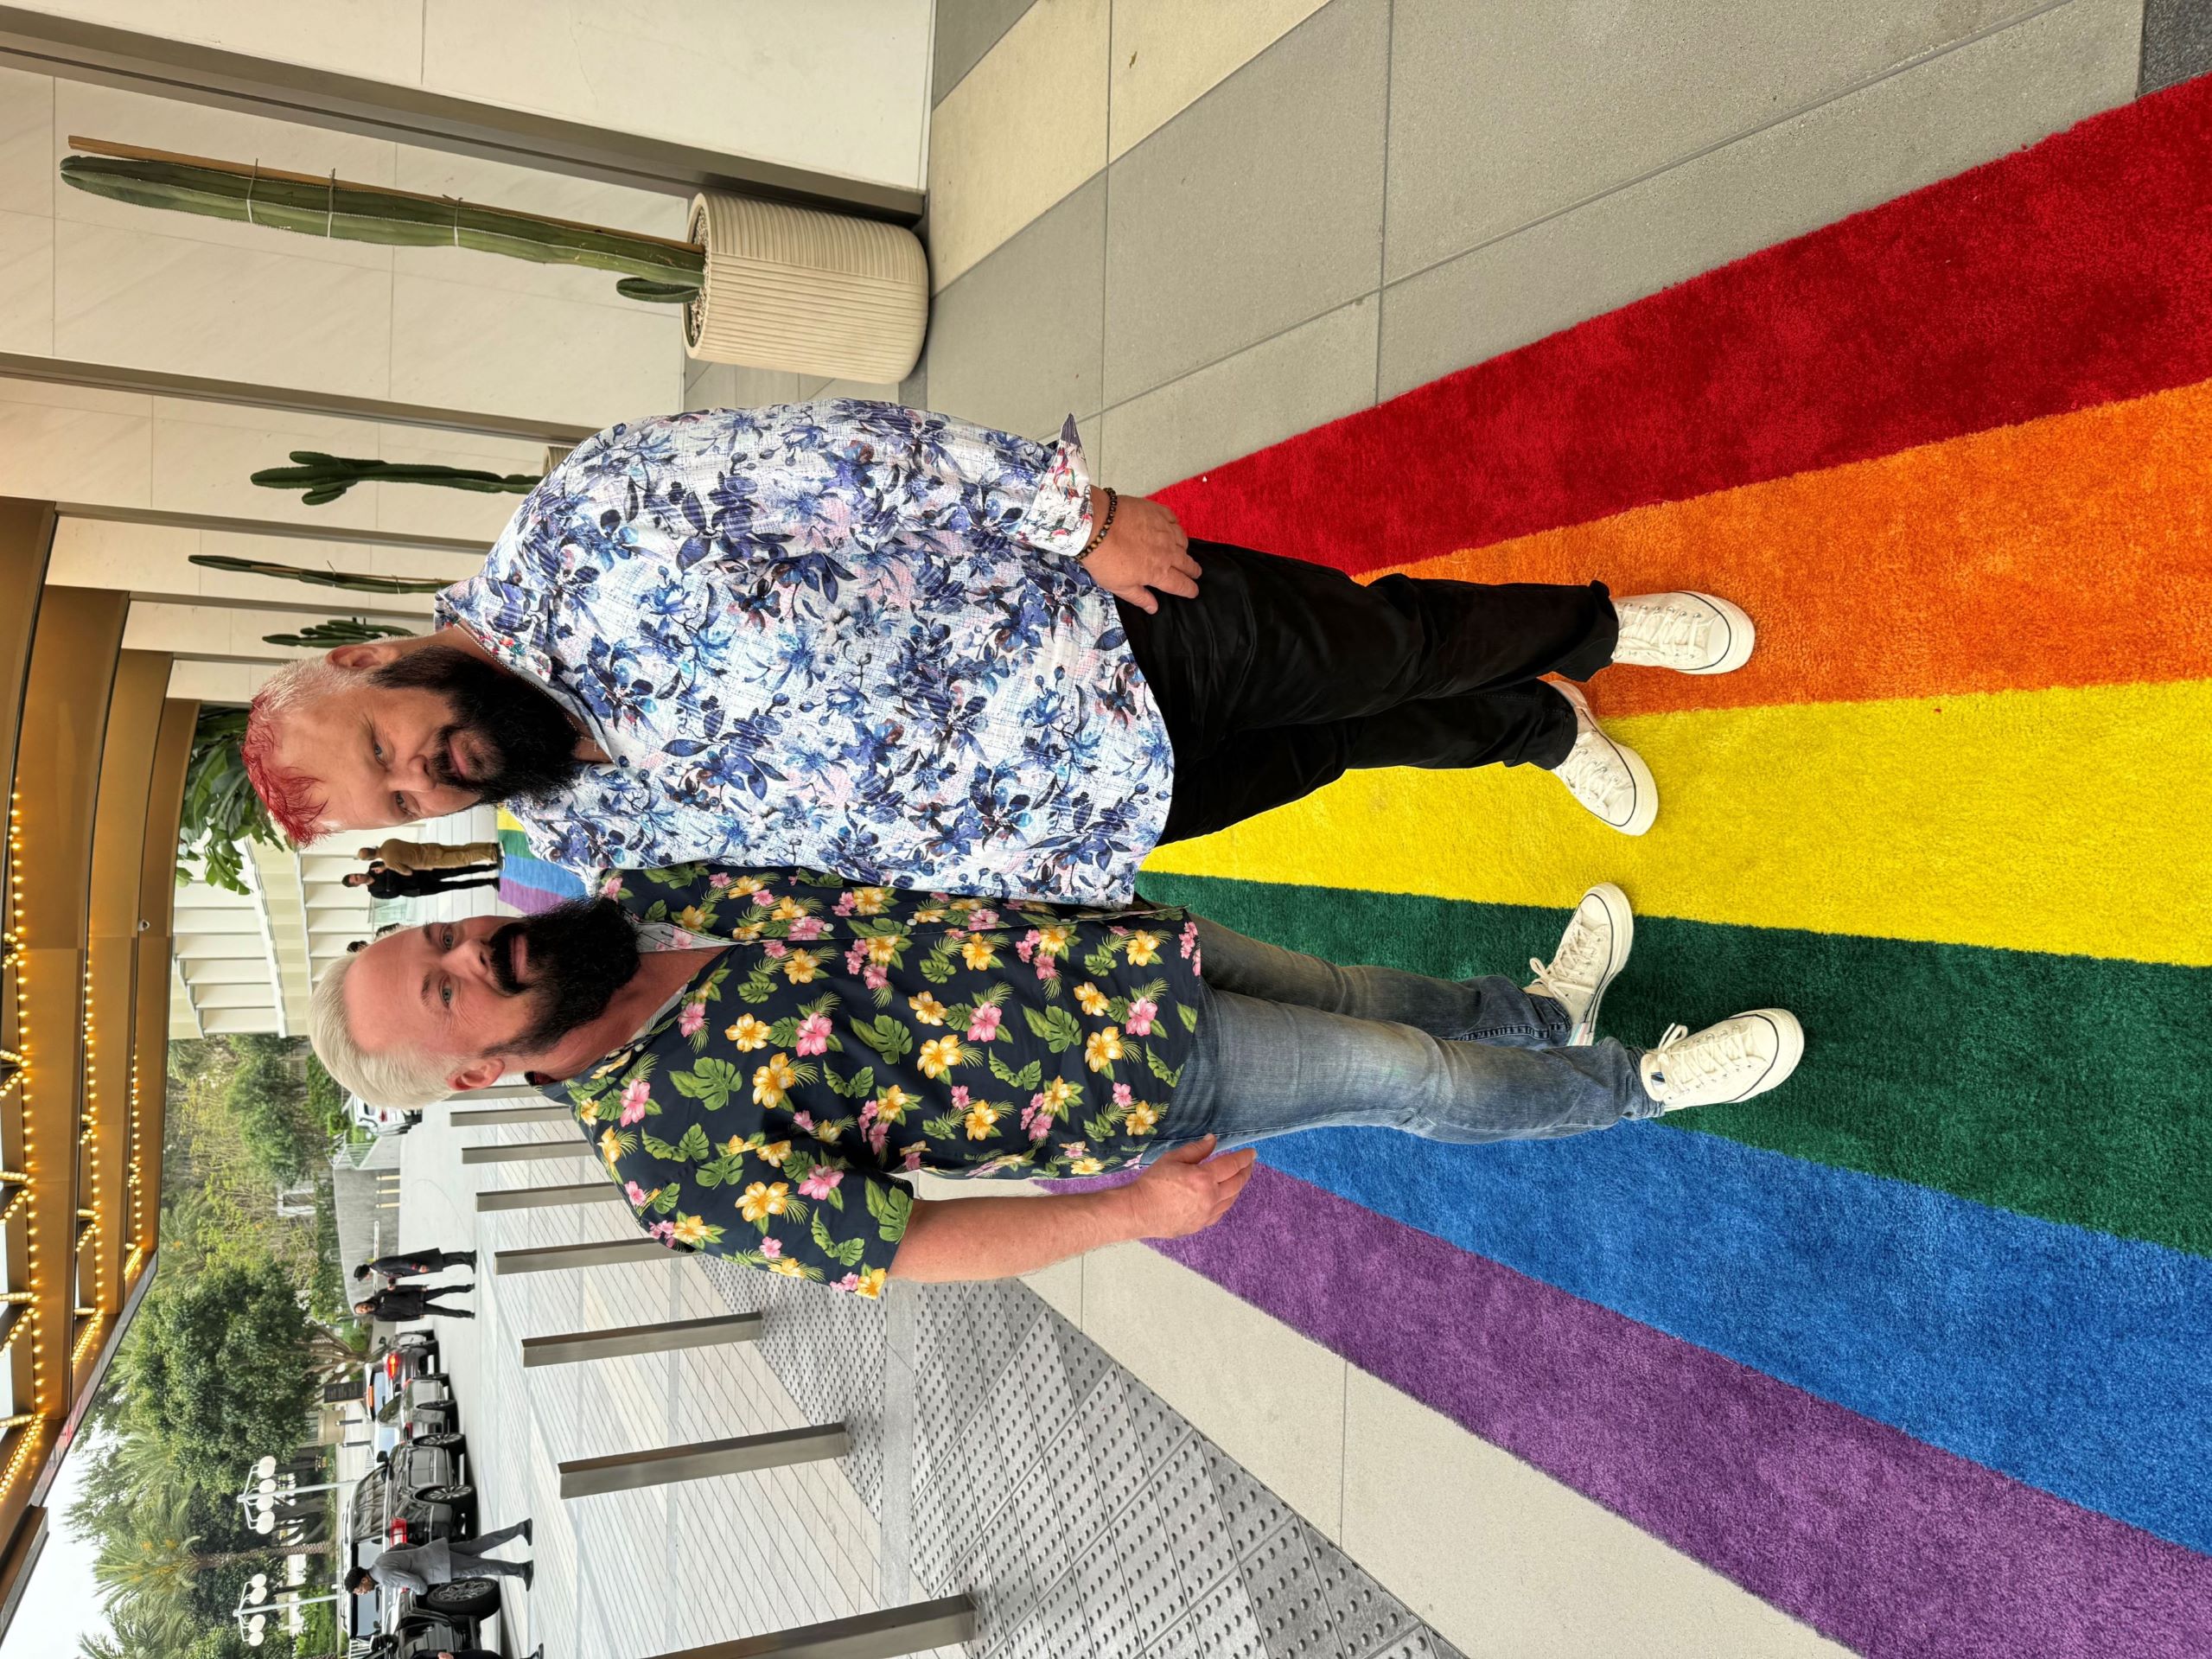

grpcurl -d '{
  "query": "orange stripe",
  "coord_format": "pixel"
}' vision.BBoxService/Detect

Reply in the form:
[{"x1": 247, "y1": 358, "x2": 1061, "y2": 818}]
[{"x1": 1383, "y1": 374, "x2": 2212, "y2": 718}]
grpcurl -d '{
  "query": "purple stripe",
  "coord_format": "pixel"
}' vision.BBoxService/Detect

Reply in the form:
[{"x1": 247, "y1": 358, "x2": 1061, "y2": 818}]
[
  {"x1": 498, "y1": 877, "x2": 570, "y2": 915},
  {"x1": 1157, "y1": 1165, "x2": 2212, "y2": 1659}
]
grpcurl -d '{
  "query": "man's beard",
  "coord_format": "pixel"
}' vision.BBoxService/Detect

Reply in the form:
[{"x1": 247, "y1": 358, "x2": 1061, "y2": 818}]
[
  {"x1": 373, "y1": 645, "x2": 586, "y2": 802},
  {"x1": 485, "y1": 900, "x2": 641, "y2": 1056}
]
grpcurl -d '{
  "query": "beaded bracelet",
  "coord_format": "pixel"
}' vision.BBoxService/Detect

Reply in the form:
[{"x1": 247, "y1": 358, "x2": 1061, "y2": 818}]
[{"x1": 1079, "y1": 487, "x2": 1119, "y2": 557}]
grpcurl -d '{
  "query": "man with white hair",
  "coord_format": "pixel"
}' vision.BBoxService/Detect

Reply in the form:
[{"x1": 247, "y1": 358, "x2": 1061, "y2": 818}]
[
  {"x1": 244, "y1": 401, "x2": 1753, "y2": 901},
  {"x1": 309, "y1": 865, "x2": 1802, "y2": 1294}
]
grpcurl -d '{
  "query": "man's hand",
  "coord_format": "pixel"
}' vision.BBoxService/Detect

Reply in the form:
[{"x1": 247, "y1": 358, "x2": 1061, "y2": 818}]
[
  {"x1": 1119, "y1": 1136, "x2": 1256, "y2": 1239},
  {"x1": 1081, "y1": 488, "x2": 1201, "y2": 613}
]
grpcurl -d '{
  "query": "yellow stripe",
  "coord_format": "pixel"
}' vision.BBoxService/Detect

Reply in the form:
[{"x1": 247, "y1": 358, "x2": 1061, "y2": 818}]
[{"x1": 1143, "y1": 679, "x2": 2212, "y2": 967}]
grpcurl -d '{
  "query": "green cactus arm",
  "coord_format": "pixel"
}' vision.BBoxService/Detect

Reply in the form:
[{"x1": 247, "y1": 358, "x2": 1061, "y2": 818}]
[
  {"x1": 187, "y1": 552, "x2": 452, "y2": 596},
  {"x1": 61, "y1": 155, "x2": 705, "y2": 284}
]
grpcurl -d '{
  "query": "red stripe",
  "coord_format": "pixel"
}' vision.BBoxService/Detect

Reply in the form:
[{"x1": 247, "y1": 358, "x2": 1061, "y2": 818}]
[{"x1": 1155, "y1": 74, "x2": 2212, "y2": 574}]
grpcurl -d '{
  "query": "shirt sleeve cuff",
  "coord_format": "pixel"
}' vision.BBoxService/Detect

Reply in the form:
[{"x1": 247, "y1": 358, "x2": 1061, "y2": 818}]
[{"x1": 1010, "y1": 414, "x2": 1096, "y2": 557}]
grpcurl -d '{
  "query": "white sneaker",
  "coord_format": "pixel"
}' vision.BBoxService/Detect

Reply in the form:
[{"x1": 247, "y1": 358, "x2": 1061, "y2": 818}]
[
  {"x1": 1639, "y1": 1009, "x2": 1804, "y2": 1111},
  {"x1": 1526, "y1": 882, "x2": 1634, "y2": 1044},
  {"x1": 1612, "y1": 591, "x2": 1756, "y2": 674},
  {"x1": 1547, "y1": 682, "x2": 1658, "y2": 835}
]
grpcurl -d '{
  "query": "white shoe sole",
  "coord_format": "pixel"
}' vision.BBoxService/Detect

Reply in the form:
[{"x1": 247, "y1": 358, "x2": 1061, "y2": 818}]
[
  {"x1": 1722, "y1": 1008, "x2": 1804, "y2": 1102},
  {"x1": 1673, "y1": 591, "x2": 1756, "y2": 674},
  {"x1": 1553, "y1": 682, "x2": 1659, "y2": 835},
  {"x1": 1569, "y1": 882, "x2": 1633, "y2": 1045}
]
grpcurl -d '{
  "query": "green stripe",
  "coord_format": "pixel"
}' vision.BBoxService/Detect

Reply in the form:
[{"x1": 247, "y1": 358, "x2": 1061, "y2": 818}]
[{"x1": 1139, "y1": 871, "x2": 2212, "y2": 1259}]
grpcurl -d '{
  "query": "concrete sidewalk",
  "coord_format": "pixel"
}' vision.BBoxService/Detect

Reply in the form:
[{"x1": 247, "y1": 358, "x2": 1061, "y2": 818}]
[{"x1": 402, "y1": 1105, "x2": 1462, "y2": 1659}]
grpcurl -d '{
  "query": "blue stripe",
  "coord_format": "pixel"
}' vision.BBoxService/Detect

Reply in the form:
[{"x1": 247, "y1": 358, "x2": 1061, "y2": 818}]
[
  {"x1": 500, "y1": 855, "x2": 589, "y2": 903},
  {"x1": 1258, "y1": 1122, "x2": 2212, "y2": 1552}
]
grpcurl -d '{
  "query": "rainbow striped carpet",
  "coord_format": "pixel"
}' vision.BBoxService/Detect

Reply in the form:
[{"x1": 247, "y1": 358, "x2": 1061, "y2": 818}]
[
  {"x1": 495, "y1": 807, "x2": 587, "y2": 911},
  {"x1": 1130, "y1": 75, "x2": 2212, "y2": 1659}
]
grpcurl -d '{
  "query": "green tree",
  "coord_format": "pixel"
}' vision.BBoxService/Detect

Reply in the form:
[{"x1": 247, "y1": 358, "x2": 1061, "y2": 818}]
[{"x1": 122, "y1": 1260, "x2": 350, "y2": 1490}]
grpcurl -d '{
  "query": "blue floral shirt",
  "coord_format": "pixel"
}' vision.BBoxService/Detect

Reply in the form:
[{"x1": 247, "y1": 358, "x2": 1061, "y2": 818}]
[{"x1": 437, "y1": 402, "x2": 1176, "y2": 905}]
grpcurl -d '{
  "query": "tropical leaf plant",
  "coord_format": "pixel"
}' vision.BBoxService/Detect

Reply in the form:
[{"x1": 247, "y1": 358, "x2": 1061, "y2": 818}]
[
  {"x1": 259, "y1": 617, "x2": 413, "y2": 650},
  {"x1": 176, "y1": 708, "x2": 275, "y2": 896}
]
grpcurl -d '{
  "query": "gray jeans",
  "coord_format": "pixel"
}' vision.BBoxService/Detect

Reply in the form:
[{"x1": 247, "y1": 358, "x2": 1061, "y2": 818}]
[
  {"x1": 1158, "y1": 917, "x2": 1657, "y2": 1150},
  {"x1": 448, "y1": 1521, "x2": 530, "y2": 1579}
]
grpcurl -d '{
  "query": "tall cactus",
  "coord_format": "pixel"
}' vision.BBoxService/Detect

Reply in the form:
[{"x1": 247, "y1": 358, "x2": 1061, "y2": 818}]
[
  {"x1": 252, "y1": 451, "x2": 540, "y2": 507},
  {"x1": 261, "y1": 619, "x2": 414, "y2": 649},
  {"x1": 61, "y1": 144, "x2": 704, "y2": 303},
  {"x1": 188, "y1": 552, "x2": 450, "y2": 597}
]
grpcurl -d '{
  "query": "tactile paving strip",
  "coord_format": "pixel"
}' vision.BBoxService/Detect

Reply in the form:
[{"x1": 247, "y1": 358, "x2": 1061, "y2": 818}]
[{"x1": 693, "y1": 1264, "x2": 1463, "y2": 1659}]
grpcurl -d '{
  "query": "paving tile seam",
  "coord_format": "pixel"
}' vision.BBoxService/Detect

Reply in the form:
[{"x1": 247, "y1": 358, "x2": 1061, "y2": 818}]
[{"x1": 1377, "y1": 0, "x2": 2091, "y2": 293}]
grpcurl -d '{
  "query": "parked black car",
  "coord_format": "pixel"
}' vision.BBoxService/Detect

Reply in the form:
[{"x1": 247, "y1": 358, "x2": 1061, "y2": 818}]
[
  {"x1": 349, "y1": 1439, "x2": 475, "y2": 1554},
  {"x1": 354, "y1": 1576, "x2": 504, "y2": 1645}
]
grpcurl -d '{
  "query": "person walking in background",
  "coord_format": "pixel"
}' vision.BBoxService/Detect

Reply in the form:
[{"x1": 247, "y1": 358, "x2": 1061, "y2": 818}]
[
  {"x1": 359, "y1": 837, "x2": 502, "y2": 874},
  {"x1": 354, "y1": 1247, "x2": 475, "y2": 1286},
  {"x1": 347, "y1": 1519, "x2": 534, "y2": 1598},
  {"x1": 344, "y1": 864, "x2": 500, "y2": 902},
  {"x1": 356, "y1": 1282, "x2": 473, "y2": 1322}
]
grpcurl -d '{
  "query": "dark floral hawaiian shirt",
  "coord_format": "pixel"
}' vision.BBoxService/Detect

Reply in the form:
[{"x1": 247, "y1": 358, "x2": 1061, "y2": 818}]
[{"x1": 549, "y1": 863, "x2": 1205, "y2": 1295}]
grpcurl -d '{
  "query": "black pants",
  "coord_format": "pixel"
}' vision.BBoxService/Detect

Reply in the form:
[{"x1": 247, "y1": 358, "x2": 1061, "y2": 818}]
[
  {"x1": 1115, "y1": 541, "x2": 1616, "y2": 843},
  {"x1": 405, "y1": 1286, "x2": 474, "y2": 1321},
  {"x1": 371, "y1": 869, "x2": 500, "y2": 901},
  {"x1": 374, "y1": 1247, "x2": 475, "y2": 1279}
]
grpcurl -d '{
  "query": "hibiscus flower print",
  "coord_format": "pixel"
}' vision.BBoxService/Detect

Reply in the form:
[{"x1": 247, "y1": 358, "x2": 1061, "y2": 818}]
[
  {"x1": 672, "y1": 1211, "x2": 723, "y2": 1247},
  {"x1": 678, "y1": 1002, "x2": 705, "y2": 1038},
  {"x1": 963, "y1": 1101, "x2": 1003, "y2": 1139},
  {"x1": 909, "y1": 991, "x2": 949, "y2": 1025},
  {"x1": 1125, "y1": 930, "x2": 1163, "y2": 966},
  {"x1": 794, "y1": 1013, "x2": 832, "y2": 1056},
  {"x1": 783, "y1": 949, "x2": 824, "y2": 984},
  {"x1": 1084, "y1": 1027, "x2": 1125, "y2": 1072},
  {"x1": 966, "y1": 1005, "x2": 1004, "y2": 1042},
  {"x1": 1074, "y1": 982, "x2": 1110, "y2": 1016},
  {"x1": 738, "y1": 1180, "x2": 791, "y2": 1222},
  {"x1": 1126, "y1": 1101, "x2": 1160, "y2": 1134},
  {"x1": 725, "y1": 1013, "x2": 772, "y2": 1050},
  {"x1": 799, "y1": 1167, "x2": 844, "y2": 1200},
  {"x1": 960, "y1": 937, "x2": 1000, "y2": 970},
  {"x1": 1125, "y1": 998, "x2": 1157, "y2": 1037},
  {"x1": 752, "y1": 1053, "x2": 799, "y2": 1107},
  {"x1": 619, "y1": 1078, "x2": 653, "y2": 1126},
  {"x1": 918, "y1": 1036, "x2": 964, "y2": 1079}
]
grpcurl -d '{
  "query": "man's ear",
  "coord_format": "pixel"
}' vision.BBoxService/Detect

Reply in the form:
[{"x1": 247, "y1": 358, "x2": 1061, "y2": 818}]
[
  {"x1": 328, "y1": 640, "x2": 411, "y2": 672},
  {"x1": 449, "y1": 1057, "x2": 507, "y2": 1093}
]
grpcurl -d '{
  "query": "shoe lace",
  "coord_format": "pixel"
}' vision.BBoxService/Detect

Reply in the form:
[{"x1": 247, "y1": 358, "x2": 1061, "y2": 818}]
[
  {"x1": 1553, "y1": 737, "x2": 1631, "y2": 817},
  {"x1": 1528, "y1": 916, "x2": 1605, "y2": 1003},
  {"x1": 1645, "y1": 1021, "x2": 1759, "y2": 1092},
  {"x1": 1618, "y1": 601, "x2": 1710, "y2": 660}
]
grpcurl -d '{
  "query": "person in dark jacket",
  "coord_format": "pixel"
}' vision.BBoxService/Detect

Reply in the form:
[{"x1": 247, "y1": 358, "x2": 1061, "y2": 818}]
[
  {"x1": 353, "y1": 1247, "x2": 475, "y2": 1286},
  {"x1": 344, "y1": 865, "x2": 500, "y2": 901},
  {"x1": 346, "y1": 1520, "x2": 532, "y2": 1596},
  {"x1": 355, "y1": 1284, "x2": 472, "y2": 1322}
]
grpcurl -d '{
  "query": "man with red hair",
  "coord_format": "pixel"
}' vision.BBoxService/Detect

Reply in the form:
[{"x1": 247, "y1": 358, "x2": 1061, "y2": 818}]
[{"x1": 243, "y1": 400, "x2": 1751, "y2": 898}]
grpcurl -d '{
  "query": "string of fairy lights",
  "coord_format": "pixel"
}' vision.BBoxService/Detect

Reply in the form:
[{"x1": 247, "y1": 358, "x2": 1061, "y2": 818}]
[
  {"x1": 0, "y1": 760, "x2": 172, "y2": 1502},
  {"x1": 0, "y1": 789, "x2": 38, "y2": 1501},
  {"x1": 71, "y1": 952, "x2": 104, "y2": 1368}
]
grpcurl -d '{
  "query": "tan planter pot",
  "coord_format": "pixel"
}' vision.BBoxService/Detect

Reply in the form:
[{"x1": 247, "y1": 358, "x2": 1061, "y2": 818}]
[{"x1": 682, "y1": 191, "x2": 928, "y2": 384}]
